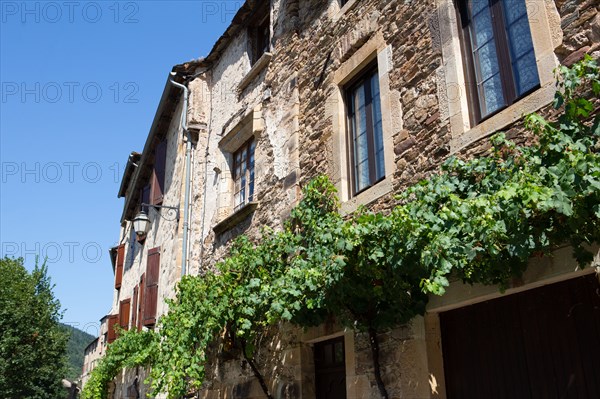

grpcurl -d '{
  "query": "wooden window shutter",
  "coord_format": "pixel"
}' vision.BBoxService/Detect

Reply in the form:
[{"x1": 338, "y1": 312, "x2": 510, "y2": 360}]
[
  {"x1": 131, "y1": 286, "x2": 138, "y2": 329},
  {"x1": 143, "y1": 247, "x2": 160, "y2": 327},
  {"x1": 137, "y1": 274, "x2": 145, "y2": 331},
  {"x1": 119, "y1": 299, "x2": 131, "y2": 332},
  {"x1": 107, "y1": 314, "x2": 118, "y2": 344},
  {"x1": 151, "y1": 140, "x2": 167, "y2": 205},
  {"x1": 115, "y1": 244, "x2": 125, "y2": 289}
]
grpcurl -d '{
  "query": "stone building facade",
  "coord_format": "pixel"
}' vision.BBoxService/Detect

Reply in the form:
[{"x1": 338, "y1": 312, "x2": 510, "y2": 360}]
[
  {"x1": 83, "y1": 0, "x2": 600, "y2": 398},
  {"x1": 81, "y1": 315, "x2": 109, "y2": 388}
]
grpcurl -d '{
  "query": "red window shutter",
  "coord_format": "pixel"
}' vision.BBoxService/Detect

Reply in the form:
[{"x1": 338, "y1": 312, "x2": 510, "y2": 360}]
[
  {"x1": 137, "y1": 274, "x2": 145, "y2": 331},
  {"x1": 151, "y1": 140, "x2": 167, "y2": 205},
  {"x1": 115, "y1": 244, "x2": 125, "y2": 289},
  {"x1": 119, "y1": 299, "x2": 131, "y2": 332},
  {"x1": 107, "y1": 314, "x2": 118, "y2": 344},
  {"x1": 131, "y1": 285, "x2": 138, "y2": 329},
  {"x1": 143, "y1": 247, "x2": 160, "y2": 327}
]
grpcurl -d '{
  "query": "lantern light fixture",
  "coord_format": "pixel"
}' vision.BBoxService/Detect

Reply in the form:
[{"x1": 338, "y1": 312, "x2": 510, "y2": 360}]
[{"x1": 132, "y1": 203, "x2": 179, "y2": 238}]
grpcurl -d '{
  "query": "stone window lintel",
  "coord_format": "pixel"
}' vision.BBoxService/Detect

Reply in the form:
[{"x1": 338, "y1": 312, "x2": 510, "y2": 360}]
[
  {"x1": 238, "y1": 52, "x2": 273, "y2": 93},
  {"x1": 332, "y1": 0, "x2": 360, "y2": 22},
  {"x1": 219, "y1": 105, "x2": 264, "y2": 153}
]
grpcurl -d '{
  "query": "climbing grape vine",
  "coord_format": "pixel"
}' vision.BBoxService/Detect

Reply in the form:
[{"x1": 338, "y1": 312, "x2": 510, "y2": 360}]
[{"x1": 82, "y1": 56, "x2": 600, "y2": 399}]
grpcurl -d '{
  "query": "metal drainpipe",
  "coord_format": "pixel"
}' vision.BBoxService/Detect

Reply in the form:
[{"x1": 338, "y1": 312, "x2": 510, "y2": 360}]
[{"x1": 169, "y1": 76, "x2": 191, "y2": 278}]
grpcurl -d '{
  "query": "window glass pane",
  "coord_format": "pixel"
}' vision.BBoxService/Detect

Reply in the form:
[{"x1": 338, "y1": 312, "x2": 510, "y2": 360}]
[
  {"x1": 250, "y1": 140, "x2": 256, "y2": 164},
  {"x1": 506, "y1": 16, "x2": 534, "y2": 59},
  {"x1": 503, "y1": 0, "x2": 527, "y2": 24},
  {"x1": 475, "y1": 41, "x2": 500, "y2": 82},
  {"x1": 472, "y1": 8, "x2": 493, "y2": 48},
  {"x1": 481, "y1": 73, "x2": 505, "y2": 115},
  {"x1": 471, "y1": 0, "x2": 489, "y2": 16},
  {"x1": 370, "y1": 73, "x2": 385, "y2": 181},
  {"x1": 249, "y1": 141, "x2": 255, "y2": 202},
  {"x1": 248, "y1": 172, "x2": 254, "y2": 201},
  {"x1": 356, "y1": 160, "x2": 370, "y2": 192},
  {"x1": 240, "y1": 176, "x2": 246, "y2": 204},
  {"x1": 355, "y1": 136, "x2": 369, "y2": 191},
  {"x1": 514, "y1": 51, "x2": 538, "y2": 96},
  {"x1": 502, "y1": 1, "x2": 540, "y2": 96},
  {"x1": 353, "y1": 86, "x2": 370, "y2": 191}
]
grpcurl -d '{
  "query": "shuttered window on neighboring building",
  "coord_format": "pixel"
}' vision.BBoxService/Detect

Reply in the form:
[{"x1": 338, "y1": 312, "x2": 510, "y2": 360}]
[
  {"x1": 107, "y1": 314, "x2": 118, "y2": 344},
  {"x1": 114, "y1": 244, "x2": 125, "y2": 289},
  {"x1": 119, "y1": 299, "x2": 131, "y2": 332},
  {"x1": 137, "y1": 273, "x2": 145, "y2": 331},
  {"x1": 131, "y1": 285, "x2": 138, "y2": 329},
  {"x1": 151, "y1": 139, "x2": 167, "y2": 205},
  {"x1": 143, "y1": 248, "x2": 160, "y2": 327}
]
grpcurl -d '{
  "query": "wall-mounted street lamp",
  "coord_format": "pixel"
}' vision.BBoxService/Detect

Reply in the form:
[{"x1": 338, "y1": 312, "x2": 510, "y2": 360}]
[{"x1": 132, "y1": 203, "x2": 179, "y2": 237}]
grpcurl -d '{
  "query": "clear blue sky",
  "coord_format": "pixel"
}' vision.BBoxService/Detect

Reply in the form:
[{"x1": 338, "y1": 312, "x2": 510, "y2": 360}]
[{"x1": 0, "y1": 0, "x2": 241, "y2": 337}]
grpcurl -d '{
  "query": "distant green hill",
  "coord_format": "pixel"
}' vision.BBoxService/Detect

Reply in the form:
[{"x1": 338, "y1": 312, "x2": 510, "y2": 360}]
[{"x1": 60, "y1": 323, "x2": 96, "y2": 381}]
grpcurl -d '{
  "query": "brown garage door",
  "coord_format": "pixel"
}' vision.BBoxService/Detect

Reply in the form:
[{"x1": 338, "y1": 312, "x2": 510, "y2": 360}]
[{"x1": 440, "y1": 274, "x2": 600, "y2": 399}]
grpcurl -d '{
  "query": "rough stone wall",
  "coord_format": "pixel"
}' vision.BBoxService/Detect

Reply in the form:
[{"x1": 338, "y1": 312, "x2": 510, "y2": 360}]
[
  {"x1": 189, "y1": 0, "x2": 597, "y2": 398},
  {"x1": 186, "y1": 1, "x2": 435, "y2": 398},
  {"x1": 93, "y1": 0, "x2": 597, "y2": 397}
]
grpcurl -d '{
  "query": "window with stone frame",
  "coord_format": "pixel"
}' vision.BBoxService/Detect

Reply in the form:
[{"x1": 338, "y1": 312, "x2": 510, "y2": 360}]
[
  {"x1": 314, "y1": 336, "x2": 347, "y2": 398},
  {"x1": 232, "y1": 138, "x2": 256, "y2": 212},
  {"x1": 345, "y1": 64, "x2": 385, "y2": 196},
  {"x1": 248, "y1": 3, "x2": 270, "y2": 65},
  {"x1": 215, "y1": 106, "x2": 263, "y2": 231},
  {"x1": 457, "y1": 0, "x2": 540, "y2": 123}
]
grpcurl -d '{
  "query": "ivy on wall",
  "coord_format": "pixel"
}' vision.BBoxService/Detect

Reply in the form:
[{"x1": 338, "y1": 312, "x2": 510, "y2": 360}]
[{"x1": 82, "y1": 56, "x2": 600, "y2": 399}]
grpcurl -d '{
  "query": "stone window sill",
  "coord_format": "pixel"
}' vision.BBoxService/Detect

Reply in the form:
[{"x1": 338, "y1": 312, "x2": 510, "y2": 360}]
[
  {"x1": 238, "y1": 52, "x2": 272, "y2": 93},
  {"x1": 449, "y1": 83, "x2": 555, "y2": 154},
  {"x1": 340, "y1": 177, "x2": 393, "y2": 215},
  {"x1": 333, "y1": 0, "x2": 360, "y2": 22},
  {"x1": 213, "y1": 201, "x2": 259, "y2": 234}
]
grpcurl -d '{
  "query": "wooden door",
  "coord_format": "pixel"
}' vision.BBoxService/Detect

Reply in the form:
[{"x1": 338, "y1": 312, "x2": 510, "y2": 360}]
[
  {"x1": 440, "y1": 274, "x2": 600, "y2": 399},
  {"x1": 314, "y1": 336, "x2": 347, "y2": 399}
]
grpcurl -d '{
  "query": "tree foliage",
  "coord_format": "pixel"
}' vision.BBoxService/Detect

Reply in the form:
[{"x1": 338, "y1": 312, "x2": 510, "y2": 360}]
[
  {"x1": 61, "y1": 323, "x2": 98, "y2": 381},
  {"x1": 82, "y1": 56, "x2": 600, "y2": 399},
  {"x1": 0, "y1": 257, "x2": 70, "y2": 399}
]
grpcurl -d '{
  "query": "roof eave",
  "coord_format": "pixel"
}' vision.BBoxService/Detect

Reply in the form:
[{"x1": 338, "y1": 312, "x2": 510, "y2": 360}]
[{"x1": 119, "y1": 74, "x2": 182, "y2": 223}]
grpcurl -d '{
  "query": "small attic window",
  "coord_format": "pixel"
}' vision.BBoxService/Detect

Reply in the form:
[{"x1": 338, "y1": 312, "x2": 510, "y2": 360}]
[{"x1": 248, "y1": 3, "x2": 270, "y2": 65}]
